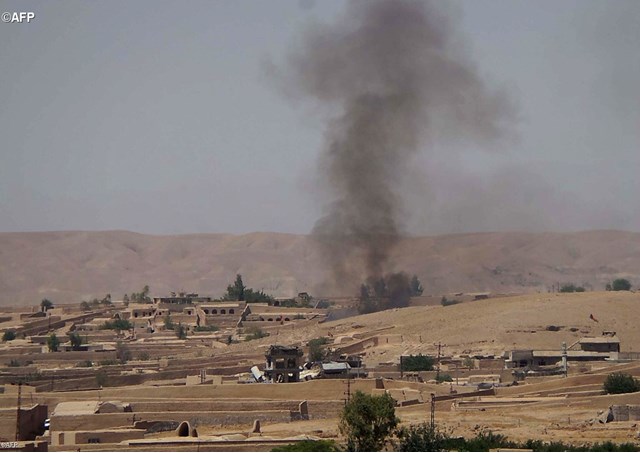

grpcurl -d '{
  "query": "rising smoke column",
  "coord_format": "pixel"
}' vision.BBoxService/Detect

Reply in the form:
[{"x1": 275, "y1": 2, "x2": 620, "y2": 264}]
[{"x1": 286, "y1": 1, "x2": 511, "y2": 288}]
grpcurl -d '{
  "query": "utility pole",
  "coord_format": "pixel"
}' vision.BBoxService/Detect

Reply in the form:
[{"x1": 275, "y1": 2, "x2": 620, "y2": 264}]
[
  {"x1": 562, "y1": 341, "x2": 568, "y2": 378},
  {"x1": 344, "y1": 377, "x2": 351, "y2": 405},
  {"x1": 430, "y1": 393, "x2": 436, "y2": 429},
  {"x1": 15, "y1": 381, "x2": 22, "y2": 441},
  {"x1": 436, "y1": 342, "x2": 442, "y2": 382}
]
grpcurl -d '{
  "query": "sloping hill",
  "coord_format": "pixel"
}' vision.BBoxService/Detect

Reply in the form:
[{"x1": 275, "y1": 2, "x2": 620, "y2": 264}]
[{"x1": 0, "y1": 230, "x2": 639, "y2": 306}]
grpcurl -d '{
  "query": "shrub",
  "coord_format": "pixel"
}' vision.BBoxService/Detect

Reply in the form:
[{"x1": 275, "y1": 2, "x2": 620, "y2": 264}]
[
  {"x1": 560, "y1": 283, "x2": 585, "y2": 293},
  {"x1": 611, "y1": 278, "x2": 632, "y2": 291},
  {"x1": 401, "y1": 354, "x2": 434, "y2": 371},
  {"x1": 8, "y1": 359, "x2": 21, "y2": 367},
  {"x1": 2, "y1": 330, "x2": 16, "y2": 342},
  {"x1": 603, "y1": 372, "x2": 640, "y2": 394},
  {"x1": 193, "y1": 325, "x2": 219, "y2": 332},
  {"x1": 137, "y1": 351, "x2": 150, "y2": 361},
  {"x1": 440, "y1": 296, "x2": 461, "y2": 307},
  {"x1": 102, "y1": 319, "x2": 133, "y2": 331},
  {"x1": 436, "y1": 373, "x2": 453, "y2": 383},
  {"x1": 76, "y1": 360, "x2": 93, "y2": 368},
  {"x1": 244, "y1": 326, "x2": 268, "y2": 341},
  {"x1": 396, "y1": 423, "x2": 461, "y2": 452},
  {"x1": 271, "y1": 440, "x2": 338, "y2": 452}
]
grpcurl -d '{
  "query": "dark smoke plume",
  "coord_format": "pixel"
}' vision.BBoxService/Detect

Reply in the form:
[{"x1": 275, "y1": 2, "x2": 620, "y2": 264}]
[{"x1": 285, "y1": 1, "x2": 511, "y2": 289}]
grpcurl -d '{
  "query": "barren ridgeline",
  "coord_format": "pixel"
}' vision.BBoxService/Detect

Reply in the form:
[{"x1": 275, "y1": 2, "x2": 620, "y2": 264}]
[{"x1": 280, "y1": 0, "x2": 514, "y2": 309}]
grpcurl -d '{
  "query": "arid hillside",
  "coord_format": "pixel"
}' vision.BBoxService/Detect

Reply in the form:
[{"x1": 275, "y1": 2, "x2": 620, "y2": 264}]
[{"x1": 0, "y1": 230, "x2": 639, "y2": 306}]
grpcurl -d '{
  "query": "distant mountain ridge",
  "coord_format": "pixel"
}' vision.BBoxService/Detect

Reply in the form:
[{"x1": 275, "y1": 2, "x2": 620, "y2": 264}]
[{"x1": 1, "y1": 230, "x2": 639, "y2": 306}]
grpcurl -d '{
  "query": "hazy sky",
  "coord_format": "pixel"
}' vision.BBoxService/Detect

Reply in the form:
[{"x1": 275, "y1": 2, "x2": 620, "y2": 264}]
[{"x1": 1, "y1": 0, "x2": 638, "y2": 235}]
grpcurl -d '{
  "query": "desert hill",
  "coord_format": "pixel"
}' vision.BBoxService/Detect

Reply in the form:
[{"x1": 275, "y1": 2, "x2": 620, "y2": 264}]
[{"x1": 1, "y1": 229, "x2": 639, "y2": 306}]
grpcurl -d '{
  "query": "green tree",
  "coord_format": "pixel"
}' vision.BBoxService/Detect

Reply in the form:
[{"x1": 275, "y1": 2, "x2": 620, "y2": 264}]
[
  {"x1": 102, "y1": 319, "x2": 133, "y2": 331},
  {"x1": 401, "y1": 354, "x2": 434, "y2": 372},
  {"x1": 164, "y1": 314, "x2": 175, "y2": 330},
  {"x1": 226, "y1": 274, "x2": 246, "y2": 301},
  {"x1": 339, "y1": 391, "x2": 399, "y2": 452},
  {"x1": 2, "y1": 330, "x2": 16, "y2": 342},
  {"x1": 603, "y1": 372, "x2": 640, "y2": 394},
  {"x1": 175, "y1": 323, "x2": 187, "y2": 340},
  {"x1": 308, "y1": 337, "x2": 329, "y2": 362},
  {"x1": 611, "y1": 278, "x2": 632, "y2": 291},
  {"x1": 41, "y1": 298, "x2": 54, "y2": 312},
  {"x1": 95, "y1": 370, "x2": 108, "y2": 387},
  {"x1": 560, "y1": 283, "x2": 585, "y2": 293},
  {"x1": 123, "y1": 294, "x2": 130, "y2": 306},
  {"x1": 395, "y1": 423, "x2": 450, "y2": 452},
  {"x1": 410, "y1": 275, "x2": 424, "y2": 296},
  {"x1": 47, "y1": 333, "x2": 60, "y2": 352},
  {"x1": 80, "y1": 301, "x2": 90, "y2": 311},
  {"x1": 115, "y1": 341, "x2": 131, "y2": 364},
  {"x1": 68, "y1": 332, "x2": 83, "y2": 351}
]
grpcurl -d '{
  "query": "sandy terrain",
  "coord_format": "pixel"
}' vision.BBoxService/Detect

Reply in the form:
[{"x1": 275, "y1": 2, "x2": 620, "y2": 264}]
[{"x1": 1, "y1": 229, "x2": 640, "y2": 305}]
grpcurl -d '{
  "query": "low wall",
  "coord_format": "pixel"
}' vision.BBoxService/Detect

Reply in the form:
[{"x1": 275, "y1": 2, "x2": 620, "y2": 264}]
[{"x1": 52, "y1": 410, "x2": 294, "y2": 431}]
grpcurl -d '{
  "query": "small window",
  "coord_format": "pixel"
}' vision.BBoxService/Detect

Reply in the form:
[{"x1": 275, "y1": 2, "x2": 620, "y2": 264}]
[
  {"x1": 204, "y1": 309, "x2": 209, "y2": 315},
  {"x1": 229, "y1": 309, "x2": 235, "y2": 314},
  {"x1": 284, "y1": 317, "x2": 290, "y2": 322},
  {"x1": 212, "y1": 309, "x2": 217, "y2": 314},
  {"x1": 220, "y1": 309, "x2": 226, "y2": 315}
]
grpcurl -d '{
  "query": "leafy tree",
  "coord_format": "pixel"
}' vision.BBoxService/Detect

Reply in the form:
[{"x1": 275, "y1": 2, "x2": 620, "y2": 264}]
[
  {"x1": 115, "y1": 341, "x2": 131, "y2": 364},
  {"x1": 2, "y1": 330, "x2": 16, "y2": 342},
  {"x1": 401, "y1": 354, "x2": 434, "y2": 372},
  {"x1": 123, "y1": 293, "x2": 130, "y2": 305},
  {"x1": 80, "y1": 301, "x2": 91, "y2": 311},
  {"x1": 68, "y1": 332, "x2": 83, "y2": 351},
  {"x1": 560, "y1": 283, "x2": 585, "y2": 293},
  {"x1": 395, "y1": 423, "x2": 450, "y2": 452},
  {"x1": 164, "y1": 314, "x2": 175, "y2": 330},
  {"x1": 41, "y1": 298, "x2": 54, "y2": 312},
  {"x1": 308, "y1": 337, "x2": 329, "y2": 362},
  {"x1": 440, "y1": 296, "x2": 461, "y2": 307},
  {"x1": 225, "y1": 274, "x2": 246, "y2": 301},
  {"x1": 47, "y1": 333, "x2": 60, "y2": 352},
  {"x1": 606, "y1": 283, "x2": 613, "y2": 291},
  {"x1": 102, "y1": 319, "x2": 133, "y2": 331},
  {"x1": 174, "y1": 323, "x2": 187, "y2": 340},
  {"x1": 410, "y1": 275, "x2": 424, "y2": 296},
  {"x1": 339, "y1": 391, "x2": 399, "y2": 452},
  {"x1": 222, "y1": 274, "x2": 274, "y2": 303},
  {"x1": 611, "y1": 278, "x2": 632, "y2": 291},
  {"x1": 603, "y1": 372, "x2": 640, "y2": 394},
  {"x1": 130, "y1": 285, "x2": 151, "y2": 303},
  {"x1": 95, "y1": 370, "x2": 108, "y2": 387}
]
